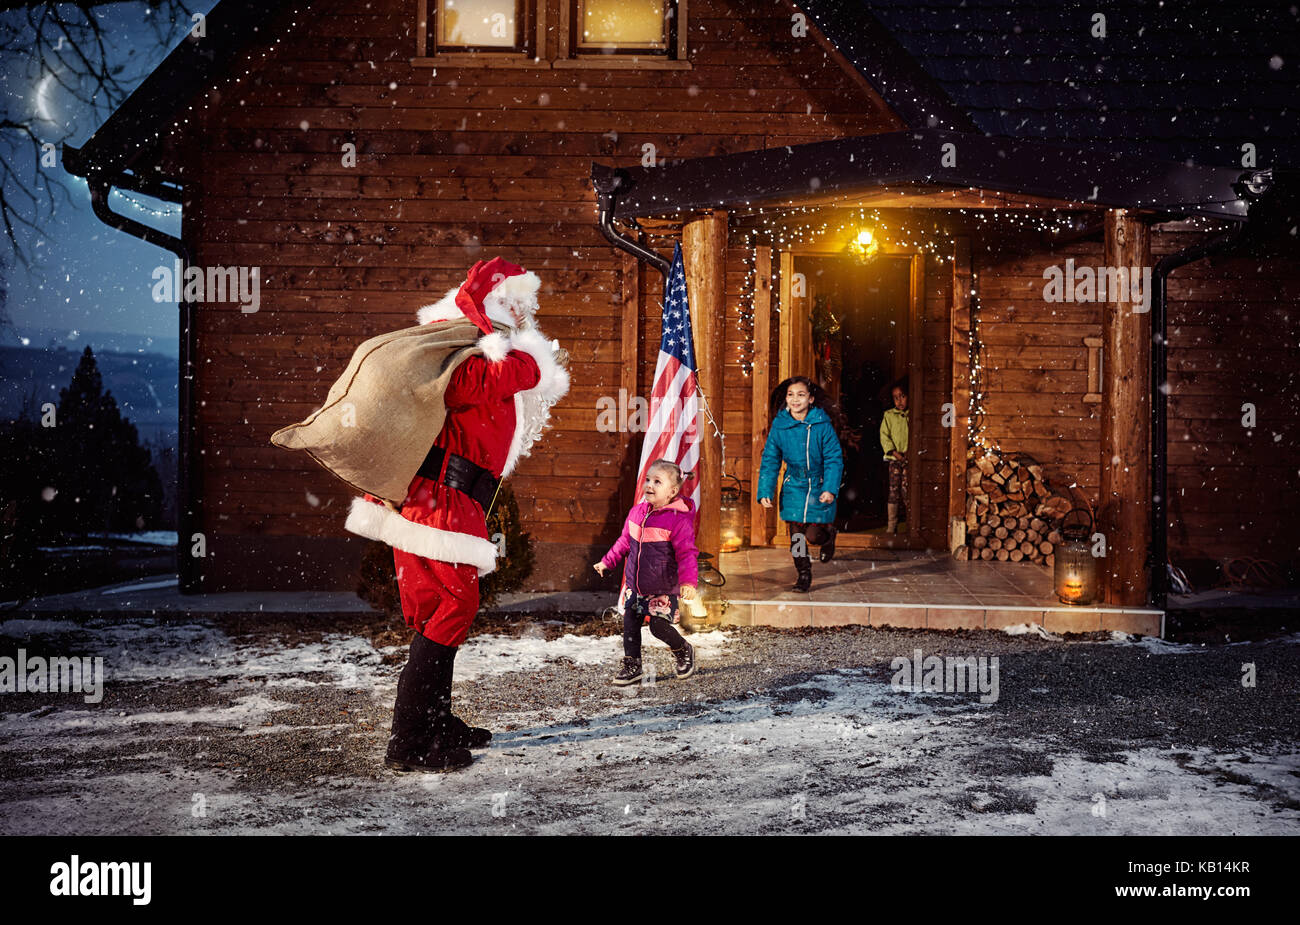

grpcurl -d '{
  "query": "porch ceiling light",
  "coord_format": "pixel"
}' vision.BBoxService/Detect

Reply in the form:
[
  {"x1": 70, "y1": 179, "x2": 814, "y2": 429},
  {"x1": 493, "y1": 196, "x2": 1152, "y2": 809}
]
[{"x1": 846, "y1": 228, "x2": 880, "y2": 263}]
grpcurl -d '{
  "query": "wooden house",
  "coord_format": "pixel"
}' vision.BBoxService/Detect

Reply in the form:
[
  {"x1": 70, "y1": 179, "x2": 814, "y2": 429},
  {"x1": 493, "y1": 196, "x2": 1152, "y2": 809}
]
[{"x1": 65, "y1": 0, "x2": 1300, "y2": 615}]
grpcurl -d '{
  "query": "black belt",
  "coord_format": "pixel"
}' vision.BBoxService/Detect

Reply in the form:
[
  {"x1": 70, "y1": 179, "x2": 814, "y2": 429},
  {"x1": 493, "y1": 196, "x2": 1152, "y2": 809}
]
[{"x1": 416, "y1": 445, "x2": 500, "y2": 514}]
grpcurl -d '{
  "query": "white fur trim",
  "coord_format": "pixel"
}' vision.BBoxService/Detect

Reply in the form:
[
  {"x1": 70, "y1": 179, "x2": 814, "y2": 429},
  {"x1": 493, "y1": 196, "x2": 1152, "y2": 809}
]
[
  {"x1": 416, "y1": 287, "x2": 463, "y2": 326},
  {"x1": 477, "y1": 330, "x2": 510, "y2": 362},
  {"x1": 507, "y1": 326, "x2": 571, "y2": 403},
  {"x1": 416, "y1": 271, "x2": 541, "y2": 328},
  {"x1": 345, "y1": 497, "x2": 498, "y2": 576},
  {"x1": 498, "y1": 325, "x2": 571, "y2": 478}
]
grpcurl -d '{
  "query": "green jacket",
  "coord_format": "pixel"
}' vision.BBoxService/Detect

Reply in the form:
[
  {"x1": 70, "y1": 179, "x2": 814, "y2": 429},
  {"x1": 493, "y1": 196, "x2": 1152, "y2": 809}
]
[{"x1": 880, "y1": 407, "x2": 909, "y2": 461}]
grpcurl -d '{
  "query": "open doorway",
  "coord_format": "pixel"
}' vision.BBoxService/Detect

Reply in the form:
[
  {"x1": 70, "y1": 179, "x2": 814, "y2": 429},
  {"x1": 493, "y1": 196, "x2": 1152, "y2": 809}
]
[{"x1": 777, "y1": 250, "x2": 923, "y2": 549}]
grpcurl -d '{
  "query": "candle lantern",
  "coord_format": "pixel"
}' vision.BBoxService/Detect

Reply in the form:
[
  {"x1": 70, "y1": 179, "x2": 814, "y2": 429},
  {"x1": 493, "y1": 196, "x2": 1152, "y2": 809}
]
[
  {"x1": 720, "y1": 475, "x2": 746, "y2": 553},
  {"x1": 1053, "y1": 507, "x2": 1098, "y2": 605}
]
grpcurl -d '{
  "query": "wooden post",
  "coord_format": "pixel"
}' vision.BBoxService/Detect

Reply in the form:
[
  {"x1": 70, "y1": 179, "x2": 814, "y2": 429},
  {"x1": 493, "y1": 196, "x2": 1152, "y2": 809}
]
[
  {"x1": 619, "y1": 253, "x2": 641, "y2": 518},
  {"x1": 775, "y1": 250, "x2": 792, "y2": 547},
  {"x1": 1100, "y1": 209, "x2": 1152, "y2": 606},
  {"x1": 750, "y1": 246, "x2": 773, "y2": 546},
  {"x1": 905, "y1": 253, "x2": 925, "y2": 546},
  {"x1": 948, "y1": 237, "x2": 972, "y2": 552},
  {"x1": 683, "y1": 210, "x2": 727, "y2": 561}
]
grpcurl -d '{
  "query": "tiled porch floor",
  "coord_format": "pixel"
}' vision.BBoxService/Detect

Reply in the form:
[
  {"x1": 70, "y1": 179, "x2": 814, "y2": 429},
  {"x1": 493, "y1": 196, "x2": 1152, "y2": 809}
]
[{"x1": 711, "y1": 547, "x2": 1164, "y2": 637}]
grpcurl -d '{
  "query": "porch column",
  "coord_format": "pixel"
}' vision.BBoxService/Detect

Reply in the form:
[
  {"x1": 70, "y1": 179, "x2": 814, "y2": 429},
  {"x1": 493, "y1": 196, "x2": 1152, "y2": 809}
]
[
  {"x1": 1099, "y1": 209, "x2": 1152, "y2": 606},
  {"x1": 749, "y1": 245, "x2": 774, "y2": 546},
  {"x1": 683, "y1": 210, "x2": 727, "y2": 560}
]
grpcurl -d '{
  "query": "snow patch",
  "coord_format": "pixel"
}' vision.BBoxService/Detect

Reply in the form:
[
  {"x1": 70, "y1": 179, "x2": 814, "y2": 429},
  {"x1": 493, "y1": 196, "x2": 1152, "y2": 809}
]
[{"x1": 1002, "y1": 622, "x2": 1061, "y2": 640}]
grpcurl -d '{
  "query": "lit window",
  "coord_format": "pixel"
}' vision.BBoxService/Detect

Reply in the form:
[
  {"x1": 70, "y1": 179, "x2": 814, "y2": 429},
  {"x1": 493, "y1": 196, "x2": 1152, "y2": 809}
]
[
  {"x1": 575, "y1": 0, "x2": 672, "y2": 53},
  {"x1": 436, "y1": 0, "x2": 522, "y2": 52}
]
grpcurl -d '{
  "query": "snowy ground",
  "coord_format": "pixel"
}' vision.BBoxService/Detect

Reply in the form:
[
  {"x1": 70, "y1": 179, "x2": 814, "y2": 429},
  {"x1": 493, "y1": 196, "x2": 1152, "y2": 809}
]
[{"x1": 0, "y1": 614, "x2": 1297, "y2": 835}]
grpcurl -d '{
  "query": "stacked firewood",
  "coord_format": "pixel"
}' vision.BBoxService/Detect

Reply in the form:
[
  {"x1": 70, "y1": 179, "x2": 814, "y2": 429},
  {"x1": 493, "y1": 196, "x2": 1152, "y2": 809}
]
[{"x1": 953, "y1": 450, "x2": 1071, "y2": 566}]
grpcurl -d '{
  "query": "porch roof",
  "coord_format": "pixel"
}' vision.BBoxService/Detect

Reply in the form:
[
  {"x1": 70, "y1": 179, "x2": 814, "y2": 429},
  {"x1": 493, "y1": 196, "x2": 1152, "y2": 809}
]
[{"x1": 594, "y1": 129, "x2": 1256, "y2": 222}]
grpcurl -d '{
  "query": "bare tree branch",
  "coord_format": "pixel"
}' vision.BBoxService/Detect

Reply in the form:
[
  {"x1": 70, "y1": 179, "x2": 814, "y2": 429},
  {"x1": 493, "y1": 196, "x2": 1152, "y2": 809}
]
[{"x1": 0, "y1": 0, "x2": 198, "y2": 270}]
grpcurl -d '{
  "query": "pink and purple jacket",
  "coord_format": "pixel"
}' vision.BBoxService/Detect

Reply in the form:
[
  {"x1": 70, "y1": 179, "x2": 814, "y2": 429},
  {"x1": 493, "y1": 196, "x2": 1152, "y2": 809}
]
[{"x1": 600, "y1": 495, "x2": 700, "y2": 597}]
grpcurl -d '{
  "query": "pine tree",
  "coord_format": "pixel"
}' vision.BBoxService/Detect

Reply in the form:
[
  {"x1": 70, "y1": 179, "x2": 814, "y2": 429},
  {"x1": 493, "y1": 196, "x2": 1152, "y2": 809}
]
[{"x1": 47, "y1": 346, "x2": 164, "y2": 538}]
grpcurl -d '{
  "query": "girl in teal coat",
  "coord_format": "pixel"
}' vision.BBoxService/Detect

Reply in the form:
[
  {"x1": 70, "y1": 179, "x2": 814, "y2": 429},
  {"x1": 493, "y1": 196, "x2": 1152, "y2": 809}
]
[{"x1": 757, "y1": 376, "x2": 846, "y2": 592}]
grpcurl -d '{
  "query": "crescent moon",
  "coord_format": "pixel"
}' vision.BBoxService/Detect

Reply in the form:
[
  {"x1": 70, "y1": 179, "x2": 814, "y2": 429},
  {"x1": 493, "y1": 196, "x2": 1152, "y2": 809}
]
[{"x1": 34, "y1": 72, "x2": 56, "y2": 121}]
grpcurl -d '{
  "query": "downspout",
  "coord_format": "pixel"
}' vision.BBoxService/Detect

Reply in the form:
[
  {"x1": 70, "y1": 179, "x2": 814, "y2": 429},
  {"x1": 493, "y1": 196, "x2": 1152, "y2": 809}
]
[
  {"x1": 1150, "y1": 201, "x2": 1256, "y2": 610},
  {"x1": 591, "y1": 164, "x2": 671, "y2": 278},
  {"x1": 86, "y1": 173, "x2": 202, "y2": 594}
]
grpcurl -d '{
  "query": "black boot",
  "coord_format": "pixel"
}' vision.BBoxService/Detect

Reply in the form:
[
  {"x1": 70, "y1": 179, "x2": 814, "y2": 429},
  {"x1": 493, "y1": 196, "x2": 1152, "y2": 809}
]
[
  {"x1": 793, "y1": 556, "x2": 813, "y2": 592},
  {"x1": 672, "y1": 641, "x2": 696, "y2": 679},
  {"x1": 819, "y1": 524, "x2": 838, "y2": 563},
  {"x1": 612, "y1": 657, "x2": 643, "y2": 686},
  {"x1": 384, "y1": 633, "x2": 473, "y2": 773},
  {"x1": 445, "y1": 646, "x2": 492, "y2": 749}
]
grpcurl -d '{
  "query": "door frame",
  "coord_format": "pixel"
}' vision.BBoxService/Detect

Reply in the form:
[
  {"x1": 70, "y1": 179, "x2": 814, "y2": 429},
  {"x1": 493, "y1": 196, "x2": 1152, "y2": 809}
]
[{"x1": 770, "y1": 244, "x2": 926, "y2": 550}]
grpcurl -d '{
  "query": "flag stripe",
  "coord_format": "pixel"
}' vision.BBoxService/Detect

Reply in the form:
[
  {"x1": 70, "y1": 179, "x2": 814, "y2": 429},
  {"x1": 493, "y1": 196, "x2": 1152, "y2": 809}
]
[{"x1": 636, "y1": 243, "x2": 701, "y2": 511}]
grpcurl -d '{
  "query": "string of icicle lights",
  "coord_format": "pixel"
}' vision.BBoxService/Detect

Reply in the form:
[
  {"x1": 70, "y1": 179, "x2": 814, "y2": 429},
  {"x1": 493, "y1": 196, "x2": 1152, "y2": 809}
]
[
  {"x1": 731, "y1": 206, "x2": 1091, "y2": 377},
  {"x1": 967, "y1": 269, "x2": 998, "y2": 455},
  {"x1": 110, "y1": 190, "x2": 180, "y2": 218}
]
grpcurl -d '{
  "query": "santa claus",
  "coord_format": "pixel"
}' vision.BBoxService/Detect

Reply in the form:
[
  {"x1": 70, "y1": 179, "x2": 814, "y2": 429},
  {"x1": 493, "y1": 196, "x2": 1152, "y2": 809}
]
[{"x1": 281, "y1": 258, "x2": 569, "y2": 772}]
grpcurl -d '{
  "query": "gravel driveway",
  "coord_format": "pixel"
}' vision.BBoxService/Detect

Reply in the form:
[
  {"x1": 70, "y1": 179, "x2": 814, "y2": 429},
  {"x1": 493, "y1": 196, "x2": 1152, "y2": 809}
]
[{"x1": 1, "y1": 613, "x2": 1296, "y2": 834}]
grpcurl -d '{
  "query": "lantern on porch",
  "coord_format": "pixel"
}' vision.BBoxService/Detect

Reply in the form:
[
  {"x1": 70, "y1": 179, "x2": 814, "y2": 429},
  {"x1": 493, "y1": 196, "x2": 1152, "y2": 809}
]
[
  {"x1": 720, "y1": 475, "x2": 746, "y2": 553},
  {"x1": 1053, "y1": 507, "x2": 1098, "y2": 605},
  {"x1": 846, "y1": 228, "x2": 880, "y2": 264}
]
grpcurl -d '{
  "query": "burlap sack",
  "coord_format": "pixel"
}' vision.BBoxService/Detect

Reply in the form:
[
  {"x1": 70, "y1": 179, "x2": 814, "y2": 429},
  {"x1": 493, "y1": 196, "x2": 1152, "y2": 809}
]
[{"x1": 270, "y1": 319, "x2": 502, "y2": 503}]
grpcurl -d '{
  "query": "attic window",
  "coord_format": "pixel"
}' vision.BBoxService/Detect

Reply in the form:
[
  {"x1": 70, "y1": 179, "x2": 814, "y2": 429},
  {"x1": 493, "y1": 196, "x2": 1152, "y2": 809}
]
[
  {"x1": 555, "y1": 0, "x2": 690, "y2": 68},
  {"x1": 575, "y1": 0, "x2": 670, "y2": 52},
  {"x1": 415, "y1": 0, "x2": 546, "y2": 63},
  {"x1": 437, "y1": 0, "x2": 522, "y2": 50}
]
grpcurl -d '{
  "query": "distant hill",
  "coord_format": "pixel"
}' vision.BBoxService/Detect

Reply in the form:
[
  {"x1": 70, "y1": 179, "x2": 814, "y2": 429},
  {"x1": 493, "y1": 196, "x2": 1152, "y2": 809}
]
[
  {"x1": 0, "y1": 344, "x2": 179, "y2": 448},
  {"x1": 0, "y1": 326, "x2": 178, "y2": 358}
]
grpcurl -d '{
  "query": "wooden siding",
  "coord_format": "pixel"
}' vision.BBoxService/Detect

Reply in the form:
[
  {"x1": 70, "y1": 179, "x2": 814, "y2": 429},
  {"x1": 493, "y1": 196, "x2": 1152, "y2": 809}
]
[{"x1": 170, "y1": 0, "x2": 902, "y2": 587}]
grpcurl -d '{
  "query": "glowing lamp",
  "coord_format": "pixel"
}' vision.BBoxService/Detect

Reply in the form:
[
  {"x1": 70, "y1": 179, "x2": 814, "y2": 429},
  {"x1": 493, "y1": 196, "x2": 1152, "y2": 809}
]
[
  {"x1": 846, "y1": 228, "x2": 880, "y2": 263},
  {"x1": 1053, "y1": 508, "x2": 1098, "y2": 605},
  {"x1": 720, "y1": 477, "x2": 745, "y2": 553}
]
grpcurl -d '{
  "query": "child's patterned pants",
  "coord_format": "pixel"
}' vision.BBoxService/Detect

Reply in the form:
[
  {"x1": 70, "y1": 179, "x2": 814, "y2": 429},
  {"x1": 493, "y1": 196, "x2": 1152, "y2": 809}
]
[{"x1": 622, "y1": 593, "x2": 686, "y2": 659}]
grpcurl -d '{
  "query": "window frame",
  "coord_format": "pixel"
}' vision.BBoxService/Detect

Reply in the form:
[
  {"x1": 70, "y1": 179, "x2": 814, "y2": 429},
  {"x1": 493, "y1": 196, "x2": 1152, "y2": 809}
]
[
  {"x1": 555, "y1": 0, "x2": 690, "y2": 69},
  {"x1": 572, "y1": 0, "x2": 670, "y2": 55},
  {"x1": 415, "y1": 0, "x2": 549, "y2": 66},
  {"x1": 411, "y1": 0, "x2": 691, "y2": 70}
]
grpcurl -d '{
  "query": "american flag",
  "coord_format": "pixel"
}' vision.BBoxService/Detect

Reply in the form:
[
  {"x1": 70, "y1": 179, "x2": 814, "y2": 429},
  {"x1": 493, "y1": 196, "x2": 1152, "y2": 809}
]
[{"x1": 636, "y1": 242, "x2": 700, "y2": 510}]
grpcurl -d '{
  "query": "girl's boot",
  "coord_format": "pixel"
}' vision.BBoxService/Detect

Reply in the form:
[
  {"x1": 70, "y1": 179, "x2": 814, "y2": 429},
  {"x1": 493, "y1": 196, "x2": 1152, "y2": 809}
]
[
  {"x1": 793, "y1": 555, "x2": 813, "y2": 592},
  {"x1": 672, "y1": 641, "x2": 696, "y2": 679},
  {"x1": 612, "y1": 657, "x2": 643, "y2": 686},
  {"x1": 886, "y1": 503, "x2": 899, "y2": 534},
  {"x1": 819, "y1": 524, "x2": 838, "y2": 563}
]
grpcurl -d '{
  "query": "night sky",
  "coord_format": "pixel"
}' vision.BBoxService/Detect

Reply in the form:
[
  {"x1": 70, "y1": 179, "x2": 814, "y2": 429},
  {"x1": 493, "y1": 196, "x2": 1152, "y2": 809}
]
[{"x1": 1, "y1": 1, "x2": 220, "y2": 357}]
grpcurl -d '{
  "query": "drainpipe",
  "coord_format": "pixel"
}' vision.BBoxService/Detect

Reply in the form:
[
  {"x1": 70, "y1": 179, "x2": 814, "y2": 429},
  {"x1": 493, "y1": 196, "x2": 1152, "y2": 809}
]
[
  {"x1": 1150, "y1": 190, "x2": 1259, "y2": 609},
  {"x1": 591, "y1": 164, "x2": 671, "y2": 277},
  {"x1": 86, "y1": 174, "x2": 202, "y2": 594}
]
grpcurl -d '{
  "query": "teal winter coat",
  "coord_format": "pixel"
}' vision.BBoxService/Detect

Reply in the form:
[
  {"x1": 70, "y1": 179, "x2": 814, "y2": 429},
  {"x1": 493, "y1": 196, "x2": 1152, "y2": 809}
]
[{"x1": 756, "y1": 406, "x2": 844, "y2": 524}]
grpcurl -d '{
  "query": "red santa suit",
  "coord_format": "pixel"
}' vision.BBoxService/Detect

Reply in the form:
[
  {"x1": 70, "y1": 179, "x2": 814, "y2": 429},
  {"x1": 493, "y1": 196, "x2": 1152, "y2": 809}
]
[{"x1": 343, "y1": 265, "x2": 569, "y2": 647}]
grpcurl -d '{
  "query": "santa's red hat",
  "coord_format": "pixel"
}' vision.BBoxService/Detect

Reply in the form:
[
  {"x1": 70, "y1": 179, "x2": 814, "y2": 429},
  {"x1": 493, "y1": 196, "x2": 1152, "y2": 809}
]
[{"x1": 417, "y1": 258, "x2": 541, "y2": 333}]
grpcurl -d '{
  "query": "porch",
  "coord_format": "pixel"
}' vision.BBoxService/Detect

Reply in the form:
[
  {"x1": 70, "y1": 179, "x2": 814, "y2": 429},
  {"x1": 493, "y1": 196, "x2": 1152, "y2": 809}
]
[
  {"x1": 593, "y1": 129, "x2": 1255, "y2": 612},
  {"x1": 710, "y1": 548, "x2": 1164, "y2": 637}
]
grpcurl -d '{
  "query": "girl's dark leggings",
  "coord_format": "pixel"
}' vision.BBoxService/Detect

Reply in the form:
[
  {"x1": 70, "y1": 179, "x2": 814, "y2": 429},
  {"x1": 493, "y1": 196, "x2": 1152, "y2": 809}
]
[{"x1": 622, "y1": 595, "x2": 686, "y2": 659}]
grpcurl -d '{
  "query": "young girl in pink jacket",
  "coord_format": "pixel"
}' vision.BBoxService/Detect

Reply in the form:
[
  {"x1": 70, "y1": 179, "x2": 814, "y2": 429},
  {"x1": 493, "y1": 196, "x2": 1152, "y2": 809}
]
[{"x1": 594, "y1": 459, "x2": 699, "y2": 686}]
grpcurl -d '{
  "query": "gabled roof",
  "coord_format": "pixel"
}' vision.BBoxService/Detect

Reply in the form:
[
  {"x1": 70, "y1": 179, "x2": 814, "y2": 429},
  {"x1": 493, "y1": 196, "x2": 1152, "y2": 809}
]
[
  {"x1": 856, "y1": 0, "x2": 1300, "y2": 169},
  {"x1": 596, "y1": 129, "x2": 1257, "y2": 221},
  {"x1": 64, "y1": 0, "x2": 289, "y2": 180},
  {"x1": 66, "y1": 0, "x2": 1300, "y2": 181}
]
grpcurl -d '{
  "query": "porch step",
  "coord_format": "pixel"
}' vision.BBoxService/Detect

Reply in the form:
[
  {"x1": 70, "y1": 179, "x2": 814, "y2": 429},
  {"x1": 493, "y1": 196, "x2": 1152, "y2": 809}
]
[{"x1": 721, "y1": 599, "x2": 1164, "y2": 637}]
